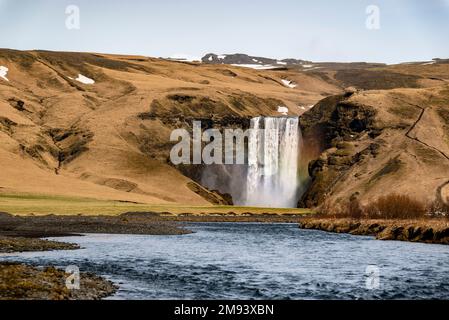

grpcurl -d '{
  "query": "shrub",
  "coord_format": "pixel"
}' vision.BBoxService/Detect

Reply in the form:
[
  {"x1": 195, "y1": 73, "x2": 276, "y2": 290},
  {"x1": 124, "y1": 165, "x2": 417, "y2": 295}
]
[
  {"x1": 363, "y1": 195, "x2": 449, "y2": 220},
  {"x1": 427, "y1": 199, "x2": 449, "y2": 218},
  {"x1": 317, "y1": 194, "x2": 427, "y2": 220},
  {"x1": 317, "y1": 198, "x2": 344, "y2": 218},
  {"x1": 348, "y1": 198, "x2": 363, "y2": 219},
  {"x1": 364, "y1": 194, "x2": 425, "y2": 219}
]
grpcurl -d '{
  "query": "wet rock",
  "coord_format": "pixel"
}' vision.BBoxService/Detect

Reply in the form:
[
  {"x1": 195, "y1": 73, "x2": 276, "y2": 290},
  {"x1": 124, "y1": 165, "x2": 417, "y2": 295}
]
[
  {"x1": 299, "y1": 218, "x2": 449, "y2": 245},
  {"x1": 0, "y1": 236, "x2": 79, "y2": 253},
  {"x1": 0, "y1": 263, "x2": 117, "y2": 300},
  {"x1": 421, "y1": 228, "x2": 434, "y2": 241}
]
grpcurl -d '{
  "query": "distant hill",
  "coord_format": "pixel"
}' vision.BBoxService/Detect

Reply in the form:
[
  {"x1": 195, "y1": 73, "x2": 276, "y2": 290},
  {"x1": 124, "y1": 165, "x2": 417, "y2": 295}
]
[
  {"x1": 202, "y1": 53, "x2": 310, "y2": 69},
  {"x1": 201, "y1": 53, "x2": 390, "y2": 71}
]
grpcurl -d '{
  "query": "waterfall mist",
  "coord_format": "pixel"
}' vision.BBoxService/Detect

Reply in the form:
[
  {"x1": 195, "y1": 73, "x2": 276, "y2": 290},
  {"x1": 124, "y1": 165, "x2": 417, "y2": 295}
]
[{"x1": 200, "y1": 116, "x2": 303, "y2": 208}]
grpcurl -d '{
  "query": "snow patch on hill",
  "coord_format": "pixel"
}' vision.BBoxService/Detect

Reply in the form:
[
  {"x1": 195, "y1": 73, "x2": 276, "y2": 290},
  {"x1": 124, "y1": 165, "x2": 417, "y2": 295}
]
[
  {"x1": 281, "y1": 79, "x2": 297, "y2": 88},
  {"x1": 277, "y1": 106, "x2": 289, "y2": 115},
  {"x1": 168, "y1": 54, "x2": 201, "y2": 62},
  {"x1": 231, "y1": 64, "x2": 279, "y2": 70},
  {"x1": 73, "y1": 74, "x2": 95, "y2": 85},
  {"x1": 0, "y1": 66, "x2": 9, "y2": 81}
]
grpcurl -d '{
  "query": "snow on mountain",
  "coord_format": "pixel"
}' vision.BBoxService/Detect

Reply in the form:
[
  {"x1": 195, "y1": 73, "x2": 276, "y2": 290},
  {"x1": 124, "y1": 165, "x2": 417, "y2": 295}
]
[
  {"x1": 167, "y1": 54, "x2": 202, "y2": 62},
  {"x1": 231, "y1": 64, "x2": 280, "y2": 70},
  {"x1": 73, "y1": 74, "x2": 95, "y2": 84},
  {"x1": 281, "y1": 79, "x2": 297, "y2": 88},
  {"x1": 277, "y1": 106, "x2": 289, "y2": 115},
  {"x1": 0, "y1": 66, "x2": 9, "y2": 81}
]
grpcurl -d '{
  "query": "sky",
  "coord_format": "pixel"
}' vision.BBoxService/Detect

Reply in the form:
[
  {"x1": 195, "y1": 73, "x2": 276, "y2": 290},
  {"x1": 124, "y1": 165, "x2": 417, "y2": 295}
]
[{"x1": 0, "y1": 0, "x2": 448, "y2": 64}]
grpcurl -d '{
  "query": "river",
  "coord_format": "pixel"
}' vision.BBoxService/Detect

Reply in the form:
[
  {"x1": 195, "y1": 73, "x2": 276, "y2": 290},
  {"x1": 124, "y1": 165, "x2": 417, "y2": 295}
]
[{"x1": 1, "y1": 222, "x2": 448, "y2": 299}]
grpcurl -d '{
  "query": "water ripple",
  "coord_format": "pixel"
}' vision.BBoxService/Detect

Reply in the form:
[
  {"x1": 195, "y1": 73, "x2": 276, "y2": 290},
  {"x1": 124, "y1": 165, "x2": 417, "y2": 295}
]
[{"x1": 1, "y1": 222, "x2": 448, "y2": 299}]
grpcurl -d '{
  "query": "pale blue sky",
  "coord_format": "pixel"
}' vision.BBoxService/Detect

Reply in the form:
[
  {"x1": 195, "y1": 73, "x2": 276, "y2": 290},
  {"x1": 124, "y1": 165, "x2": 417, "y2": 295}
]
[{"x1": 0, "y1": 0, "x2": 448, "y2": 63}]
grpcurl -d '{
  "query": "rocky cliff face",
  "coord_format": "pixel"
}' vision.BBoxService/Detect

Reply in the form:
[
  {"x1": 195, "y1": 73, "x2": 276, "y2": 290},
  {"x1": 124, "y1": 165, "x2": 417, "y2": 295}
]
[{"x1": 299, "y1": 85, "x2": 449, "y2": 208}]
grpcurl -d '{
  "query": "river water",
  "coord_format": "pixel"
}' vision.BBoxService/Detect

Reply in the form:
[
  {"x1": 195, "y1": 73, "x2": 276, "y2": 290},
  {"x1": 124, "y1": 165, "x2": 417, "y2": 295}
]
[{"x1": 1, "y1": 223, "x2": 448, "y2": 299}]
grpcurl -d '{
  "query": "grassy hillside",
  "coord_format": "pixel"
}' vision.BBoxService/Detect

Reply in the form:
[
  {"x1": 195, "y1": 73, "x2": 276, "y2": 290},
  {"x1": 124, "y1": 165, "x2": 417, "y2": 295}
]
[
  {"x1": 1, "y1": 49, "x2": 448, "y2": 213},
  {"x1": 0, "y1": 49, "x2": 341, "y2": 210}
]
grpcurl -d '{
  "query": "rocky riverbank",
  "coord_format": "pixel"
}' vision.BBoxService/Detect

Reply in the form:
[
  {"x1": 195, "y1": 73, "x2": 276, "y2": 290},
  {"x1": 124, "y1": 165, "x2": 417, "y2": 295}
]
[
  {"x1": 0, "y1": 262, "x2": 117, "y2": 300},
  {"x1": 0, "y1": 236, "x2": 79, "y2": 253},
  {"x1": 0, "y1": 233, "x2": 116, "y2": 300},
  {"x1": 0, "y1": 212, "x2": 191, "y2": 236},
  {"x1": 0, "y1": 211, "x2": 197, "y2": 300},
  {"x1": 298, "y1": 218, "x2": 449, "y2": 244}
]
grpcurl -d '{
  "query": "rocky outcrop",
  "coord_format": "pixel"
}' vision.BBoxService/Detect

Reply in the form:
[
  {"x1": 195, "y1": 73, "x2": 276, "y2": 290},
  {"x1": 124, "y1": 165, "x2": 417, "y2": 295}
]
[
  {"x1": 299, "y1": 86, "x2": 449, "y2": 208},
  {"x1": 0, "y1": 236, "x2": 79, "y2": 253},
  {"x1": 0, "y1": 263, "x2": 117, "y2": 300},
  {"x1": 299, "y1": 218, "x2": 449, "y2": 244},
  {"x1": 48, "y1": 126, "x2": 94, "y2": 171},
  {"x1": 299, "y1": 94, "x2": 379, "y2": 207},
  {"x1": 186, "y1": 181, "x2": 233, "y2": 205}
]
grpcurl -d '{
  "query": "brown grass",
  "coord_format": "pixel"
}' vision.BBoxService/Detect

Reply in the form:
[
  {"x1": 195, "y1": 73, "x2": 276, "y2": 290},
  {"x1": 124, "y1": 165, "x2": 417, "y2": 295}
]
[
  {"x1": 347, "y1": 197, "x2": 363, "y2": 219},
  {"x1": 427, "y1": 199, "x2": 449, "y2": 219},
  {"x1": 365, "y1": 194, "x2": 425, "y2": 219},
  {"x1": 319, "y1": 194, "x2": 431, "y2": 220}
]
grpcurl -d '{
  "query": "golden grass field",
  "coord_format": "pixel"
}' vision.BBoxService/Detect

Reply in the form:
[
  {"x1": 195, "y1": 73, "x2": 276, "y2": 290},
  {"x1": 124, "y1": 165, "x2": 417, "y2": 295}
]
[{"x1": 0, "y1": 193, "x2": 313, "y2": 216}]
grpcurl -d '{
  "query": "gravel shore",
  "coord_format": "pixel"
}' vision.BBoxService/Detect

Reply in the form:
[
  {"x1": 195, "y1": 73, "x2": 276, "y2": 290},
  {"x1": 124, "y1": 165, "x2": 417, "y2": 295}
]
[{"x1": 0, "y1": 211, "x2": 191, "y2": 237}]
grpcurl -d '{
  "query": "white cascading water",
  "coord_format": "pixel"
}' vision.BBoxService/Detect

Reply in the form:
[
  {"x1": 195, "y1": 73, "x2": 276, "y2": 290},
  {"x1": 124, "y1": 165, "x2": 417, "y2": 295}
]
[{"x1": 245, "y1": 116, "x2": 301, "y2": 208}]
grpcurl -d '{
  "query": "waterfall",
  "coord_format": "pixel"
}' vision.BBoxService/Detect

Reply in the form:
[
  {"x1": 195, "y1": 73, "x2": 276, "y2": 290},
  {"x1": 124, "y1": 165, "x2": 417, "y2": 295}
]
[{"x1": 245, "y1": 116, "x2": 301, "y2": 208}]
